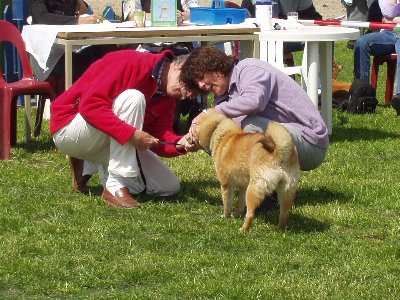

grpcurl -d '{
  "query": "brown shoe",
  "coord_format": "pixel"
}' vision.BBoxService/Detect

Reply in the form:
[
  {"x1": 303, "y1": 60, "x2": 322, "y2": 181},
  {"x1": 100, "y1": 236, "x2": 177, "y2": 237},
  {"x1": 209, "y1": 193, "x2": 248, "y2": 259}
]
[
  {"x1": 102, "y1": 187, "x2": 141, "y2": 209},
  {"x1": 73, "y1": 174, "x2": 92, "y2": 194},
  {"x1": 69, "y1": 157, "x2": 91, "y2": 194}
]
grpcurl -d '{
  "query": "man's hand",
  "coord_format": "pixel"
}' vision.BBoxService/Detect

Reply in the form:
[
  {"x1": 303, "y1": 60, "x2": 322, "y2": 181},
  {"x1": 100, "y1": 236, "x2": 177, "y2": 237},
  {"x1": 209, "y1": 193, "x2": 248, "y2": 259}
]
[{"x1": 130, "y1": 130, "x2": 158, "y2": 151}]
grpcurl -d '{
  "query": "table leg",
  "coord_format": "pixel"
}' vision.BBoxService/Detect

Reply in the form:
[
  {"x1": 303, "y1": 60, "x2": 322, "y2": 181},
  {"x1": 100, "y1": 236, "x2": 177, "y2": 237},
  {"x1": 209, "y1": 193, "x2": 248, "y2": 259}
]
[
  {"x1": 306, "y1": 41, "x2": 319, "y2": 107},
  {"x1": 319, "y1": 41, "x2": 333, "y2": 135},
  {"x1": 65, "y1": 43, "x2": 73, "y2": 89}
]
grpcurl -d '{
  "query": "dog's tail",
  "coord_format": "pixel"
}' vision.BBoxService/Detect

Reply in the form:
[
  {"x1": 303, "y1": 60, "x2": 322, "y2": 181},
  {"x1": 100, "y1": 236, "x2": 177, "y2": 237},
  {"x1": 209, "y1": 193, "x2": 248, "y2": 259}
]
[
  {"x1": 265, "y1": 121, "x2": 296, "y2": 162},
  {"x1": 259, "y1": 135, "x2": 275, "y2": 153}
]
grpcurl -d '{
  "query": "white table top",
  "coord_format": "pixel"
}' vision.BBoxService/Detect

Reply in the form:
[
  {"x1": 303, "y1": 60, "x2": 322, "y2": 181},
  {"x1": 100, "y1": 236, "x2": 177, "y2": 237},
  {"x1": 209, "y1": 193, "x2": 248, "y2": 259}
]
[
  {"x1": 258, "y1": 25, "x2": 360, "y2": 41},
  {"x1": 22, "y1": 21, "x2": 259, "y2": 81}
]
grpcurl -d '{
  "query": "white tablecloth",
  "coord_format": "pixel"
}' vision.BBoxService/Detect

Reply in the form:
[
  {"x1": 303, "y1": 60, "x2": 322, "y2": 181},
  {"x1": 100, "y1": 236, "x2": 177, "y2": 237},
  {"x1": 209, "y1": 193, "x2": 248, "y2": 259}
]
[{"x1": 22, "y1": 23, "x2": 119, "y2": 80}]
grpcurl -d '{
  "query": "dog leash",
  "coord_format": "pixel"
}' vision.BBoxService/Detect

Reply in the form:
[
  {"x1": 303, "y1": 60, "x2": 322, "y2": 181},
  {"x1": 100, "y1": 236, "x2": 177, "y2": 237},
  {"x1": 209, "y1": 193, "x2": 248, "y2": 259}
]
[{"x1": 158, "y1": 141, "x2": 182, "y2": 146}]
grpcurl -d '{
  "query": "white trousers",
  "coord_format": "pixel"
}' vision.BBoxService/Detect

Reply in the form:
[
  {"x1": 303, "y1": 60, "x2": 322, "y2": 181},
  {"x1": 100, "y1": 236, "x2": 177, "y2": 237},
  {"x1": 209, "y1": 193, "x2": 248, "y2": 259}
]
[{"x1": 53, "y1": 89, "x2": 180, "y2": 196}]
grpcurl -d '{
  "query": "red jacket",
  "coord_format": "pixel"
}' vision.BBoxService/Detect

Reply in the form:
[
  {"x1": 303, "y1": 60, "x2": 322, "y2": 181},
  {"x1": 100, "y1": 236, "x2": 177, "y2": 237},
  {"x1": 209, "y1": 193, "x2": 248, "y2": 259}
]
[{"x1": 50, "y1": 50, "x2": 184, "y2": 157}]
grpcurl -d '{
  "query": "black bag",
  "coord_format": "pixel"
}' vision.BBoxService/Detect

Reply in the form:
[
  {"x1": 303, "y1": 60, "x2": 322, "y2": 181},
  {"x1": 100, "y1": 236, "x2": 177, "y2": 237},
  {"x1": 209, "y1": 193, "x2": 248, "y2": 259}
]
[{"x1": 340, "y1": 79, "x2": 378, "y2": 114}]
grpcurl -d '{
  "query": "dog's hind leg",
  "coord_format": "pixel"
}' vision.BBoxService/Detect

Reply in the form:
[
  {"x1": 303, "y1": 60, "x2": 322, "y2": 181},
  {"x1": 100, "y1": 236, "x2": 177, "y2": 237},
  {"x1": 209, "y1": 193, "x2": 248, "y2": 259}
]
[
  {"x1": 234, "y1": 187, "x2": 247, "y2": 217},
  {"x1": 276, "y1": 188, "x2": 296, "y2": 230},
  {"x1": 240, "y1": 185, "x2": 264, "y2": 232},
  {"x1": 221, "y1": 183, "x2": 234, "y2": 218}
]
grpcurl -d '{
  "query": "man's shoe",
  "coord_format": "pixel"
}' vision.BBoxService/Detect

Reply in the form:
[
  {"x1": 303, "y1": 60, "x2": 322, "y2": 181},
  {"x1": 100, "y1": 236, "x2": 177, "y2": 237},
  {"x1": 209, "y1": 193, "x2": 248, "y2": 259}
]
[
  {"x1": 102, "y1": 187, "x2": 141, "y2": 209},
  {"x1": 73, "y1": 174, "x2": 92, "y2": 194},
  {"x1": 391, "y1": 94, "x2": 400, "y2": 116},
  {"x1": 69, "y1": 157, "x2": 91, "y2": 194}
]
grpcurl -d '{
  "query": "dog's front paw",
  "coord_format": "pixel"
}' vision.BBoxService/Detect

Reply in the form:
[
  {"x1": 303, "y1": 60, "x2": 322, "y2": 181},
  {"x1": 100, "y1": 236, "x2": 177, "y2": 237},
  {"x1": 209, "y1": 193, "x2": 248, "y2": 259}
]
[{"x1": 239, "y1": 226, "x2": 249, "y2": 233}]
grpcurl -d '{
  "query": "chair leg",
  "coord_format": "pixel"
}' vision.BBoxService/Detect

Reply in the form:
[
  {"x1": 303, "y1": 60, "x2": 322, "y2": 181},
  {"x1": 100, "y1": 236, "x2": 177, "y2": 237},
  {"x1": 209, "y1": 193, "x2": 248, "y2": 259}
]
[
  {"x1": 24, "y1": 95, "x2": 32, "y2": 141},
  {"x1": 371, "y1": 57, "x2": 380, "y2": 90},
  {"x1": 10, "y1": 98, "x2": 18, "y2": 146},
  {"x1": 385, "y1": 60, "x2": 397, "y2": 105},
  {"x1": 0, "y1": 92, "x2": 12, "y2": 160}
]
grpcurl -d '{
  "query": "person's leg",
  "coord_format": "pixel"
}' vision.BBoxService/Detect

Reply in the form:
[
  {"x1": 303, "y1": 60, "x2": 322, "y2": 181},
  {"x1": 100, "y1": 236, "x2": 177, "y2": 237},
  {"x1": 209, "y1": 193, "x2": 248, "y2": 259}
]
[
  {"x1": 283, "y1": 42, "x2": 305, "y2": 55},
  {"x1": 52, "y1": 113, "x2": 109, "y2": 163},
  {"x1": 390, "y1": 38, "x2": 400, "y2": 115},
  {"x1": 52, "y1": 113, "x2": 111, "y2": 194},
  {"x1": 353, "y1": 30, "x2": 398, "y2": 81},
  {"x1": 106, "y1": 89, "x2": 146, "y2": 196},
  {"x1": 137, "y1": 150, "x2": 180, "y2": 196},
  {"x1": 394, "y1": 38, "x2": 400, "y2": 95},
  {"x1": 241, "y1": 116, "x2": 327, "y2": 171},
  {"x1": 53, "y1": 89, "x2": 146, "y2": 208}
]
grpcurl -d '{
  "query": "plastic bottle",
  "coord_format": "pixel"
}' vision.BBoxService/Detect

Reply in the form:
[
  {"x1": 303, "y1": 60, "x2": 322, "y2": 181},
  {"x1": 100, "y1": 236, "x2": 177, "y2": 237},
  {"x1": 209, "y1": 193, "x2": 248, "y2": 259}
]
[{"x1": 256, "y1": 1, "x2": 273, "y2": 31}]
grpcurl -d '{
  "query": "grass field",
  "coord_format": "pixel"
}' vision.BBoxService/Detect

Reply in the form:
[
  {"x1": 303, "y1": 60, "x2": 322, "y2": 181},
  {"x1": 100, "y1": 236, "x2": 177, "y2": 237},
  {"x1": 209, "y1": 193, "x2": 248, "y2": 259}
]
[{"x1": 0, "y1": 41, "x2": 399, "y2": 299}]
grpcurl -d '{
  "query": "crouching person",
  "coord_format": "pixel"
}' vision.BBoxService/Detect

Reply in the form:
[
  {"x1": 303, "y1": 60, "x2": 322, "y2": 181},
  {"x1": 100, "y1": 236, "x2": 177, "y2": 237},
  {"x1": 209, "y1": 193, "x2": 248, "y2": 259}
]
[{"x1": 50, "y1": 50, "x2": 197, "y2": 209}]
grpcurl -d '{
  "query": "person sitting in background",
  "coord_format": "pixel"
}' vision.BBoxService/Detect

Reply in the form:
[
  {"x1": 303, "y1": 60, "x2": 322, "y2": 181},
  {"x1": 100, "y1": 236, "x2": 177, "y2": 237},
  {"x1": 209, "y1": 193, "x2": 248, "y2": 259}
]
[
  {"x1": 342, "y1": 0, "x2": 380, "y2": 23},
  {"x1": 353, "y1": 0, "x2": 400, "y2": 115},
  {"x1": 180, "y1": 46, "x2": 329, "y2": 172},
  {"x1": 30, "y1": 0, "x2": 117, "y2": 83},
  {"x1": 341, "y1": 0, "x2": 383, "y2": 48},
  {"x1": 50, "y1": 50, "x2": 197, "y2": 208}
]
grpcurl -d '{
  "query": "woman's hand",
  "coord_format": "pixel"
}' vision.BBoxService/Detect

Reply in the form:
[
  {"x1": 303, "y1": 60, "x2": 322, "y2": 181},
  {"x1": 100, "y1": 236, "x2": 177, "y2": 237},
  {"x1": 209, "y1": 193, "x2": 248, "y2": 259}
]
[
  {"x1": 177, "y1": 10, "x2": 190, "y2": 24},
  {"x1": 176, "y1": 134, "x2": 201, "y2": 152},
  {"x1": 78, "y1": 14, "x2": 103, "y2": 24},
  {"x1": 188, "y1": 108, "x2": 216, "y2": 142}
]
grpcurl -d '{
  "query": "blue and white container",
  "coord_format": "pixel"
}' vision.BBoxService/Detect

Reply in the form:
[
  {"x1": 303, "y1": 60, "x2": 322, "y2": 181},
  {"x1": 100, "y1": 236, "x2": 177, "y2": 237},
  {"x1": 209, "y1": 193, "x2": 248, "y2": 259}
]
[{"x1": 256, "y1": 1, "x2": 273, "y2": 31}]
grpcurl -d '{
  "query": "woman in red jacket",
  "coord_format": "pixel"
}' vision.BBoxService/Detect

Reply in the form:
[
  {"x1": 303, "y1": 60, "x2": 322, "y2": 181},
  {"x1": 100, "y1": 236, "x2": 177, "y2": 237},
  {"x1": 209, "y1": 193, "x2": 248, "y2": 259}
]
[{"x1": 51, "y1": 50, "x2": 197, "y2": 209}]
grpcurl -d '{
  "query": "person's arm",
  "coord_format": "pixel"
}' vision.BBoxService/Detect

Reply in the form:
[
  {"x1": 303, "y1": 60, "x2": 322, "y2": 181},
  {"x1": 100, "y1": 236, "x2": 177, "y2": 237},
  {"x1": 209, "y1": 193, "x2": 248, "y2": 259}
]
[
  {"x1": 178, "y1": 0, "x2": 198, "y2": 23},
  {"x1": 30, "y1": 0, "x2": 79, "y2": 25},
  {"x1": 76, "y1": 0, "x2": 88, "y2": 15},
  {"x1": 379, "y1": 0, "x2": 400, "y2": 19},
  {"x1": 214, "y1": 63, "x2": 275, "y2": 118},
  {"x1": 298, "y1": 4, "x2": 323, "y2": 20},
  {"x1": 30, "y1": 0, "x2": 102, "y2": 25}
]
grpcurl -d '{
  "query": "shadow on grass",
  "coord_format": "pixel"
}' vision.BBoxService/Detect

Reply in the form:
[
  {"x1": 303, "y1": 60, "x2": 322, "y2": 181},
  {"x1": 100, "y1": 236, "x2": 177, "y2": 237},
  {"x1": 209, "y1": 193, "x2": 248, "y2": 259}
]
[
  {"x1": 69, "y1": 177, "x2": 348, "y2": 233},
  {"x1": 257, "y1": 210, "x2": 331, "y2": 233},
  {"x1": 330, "y1": 126, "x2": 400, "y2": 143},
  {"x1": 81, "y1": 179, "x2": 220, "y2": 206},
  {"x1": 295, "y1": 186, "x2": 349, "y2": 207},
  {"x1": 142, "y1": 179, "x2": 221, "y2": 205},
  {"x1": 254, "y1": 186, "x2": 346, "y2": 232},
  {"x1": 15, "y1": 136, "x2": 55, "y2": 153}
]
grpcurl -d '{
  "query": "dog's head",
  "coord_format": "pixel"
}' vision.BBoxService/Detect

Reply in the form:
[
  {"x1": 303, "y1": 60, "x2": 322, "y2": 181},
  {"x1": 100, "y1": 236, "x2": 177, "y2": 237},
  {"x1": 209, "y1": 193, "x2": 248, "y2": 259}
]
[{"x1": 194, "y1": 112, "x2": 239, "y2": 154}]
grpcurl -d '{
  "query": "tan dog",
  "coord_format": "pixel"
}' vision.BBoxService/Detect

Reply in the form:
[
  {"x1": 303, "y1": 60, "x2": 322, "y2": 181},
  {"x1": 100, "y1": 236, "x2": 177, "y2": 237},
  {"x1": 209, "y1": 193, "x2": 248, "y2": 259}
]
[
  {"x1": 332, "y1": 60, "x2": 352, "y2": 101},
  {"x1": 195, "y1": 112, "x2": 300, "y2": 232}
]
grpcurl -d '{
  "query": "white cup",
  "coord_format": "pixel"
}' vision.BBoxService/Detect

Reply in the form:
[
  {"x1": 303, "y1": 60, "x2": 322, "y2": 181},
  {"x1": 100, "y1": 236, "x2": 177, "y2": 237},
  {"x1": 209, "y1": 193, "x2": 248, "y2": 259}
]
[{"x1": 287, "y1": 12, "x2": 298, "y2": 23}]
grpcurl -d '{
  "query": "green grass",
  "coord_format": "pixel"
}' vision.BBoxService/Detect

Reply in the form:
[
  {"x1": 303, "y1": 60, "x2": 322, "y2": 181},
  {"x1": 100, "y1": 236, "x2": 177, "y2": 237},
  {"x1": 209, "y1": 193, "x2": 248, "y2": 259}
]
[{"x1": 1, "y1": 41, "x2": 400, "y2": 299}]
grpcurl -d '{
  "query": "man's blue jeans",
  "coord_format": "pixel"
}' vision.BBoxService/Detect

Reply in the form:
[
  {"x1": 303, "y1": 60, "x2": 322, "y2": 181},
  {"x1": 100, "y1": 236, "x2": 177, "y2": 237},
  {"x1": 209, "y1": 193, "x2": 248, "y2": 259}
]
[{"x1": 354, "y1": 30, "x2": 400, "y2": 94}]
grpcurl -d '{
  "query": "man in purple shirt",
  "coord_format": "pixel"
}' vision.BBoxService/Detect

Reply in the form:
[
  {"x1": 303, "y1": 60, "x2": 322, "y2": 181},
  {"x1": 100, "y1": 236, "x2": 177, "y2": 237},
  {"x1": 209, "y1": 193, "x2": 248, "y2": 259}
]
[
  {"x1": 180, "y1": 46, "x2": 329, "y2": 171},
  {"x1": 353, "y1": 0, "x2": 400, "y2": 115}
]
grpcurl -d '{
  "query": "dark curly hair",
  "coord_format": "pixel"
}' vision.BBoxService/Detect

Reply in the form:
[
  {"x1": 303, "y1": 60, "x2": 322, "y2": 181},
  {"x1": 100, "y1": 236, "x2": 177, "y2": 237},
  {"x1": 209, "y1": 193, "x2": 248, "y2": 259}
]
[{"x1": 179, "y1": 46, "x2": 238, "y2": 95}]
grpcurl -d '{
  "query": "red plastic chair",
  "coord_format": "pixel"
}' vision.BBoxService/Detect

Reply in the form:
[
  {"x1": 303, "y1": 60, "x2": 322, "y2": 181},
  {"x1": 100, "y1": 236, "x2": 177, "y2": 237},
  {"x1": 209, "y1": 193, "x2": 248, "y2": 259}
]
[
  {"x1": 0, "y1": 20, "x2": 56, "y2": 160},
  {"x1": 371, "y1": 53, "x2": 397, "y2": 106}
]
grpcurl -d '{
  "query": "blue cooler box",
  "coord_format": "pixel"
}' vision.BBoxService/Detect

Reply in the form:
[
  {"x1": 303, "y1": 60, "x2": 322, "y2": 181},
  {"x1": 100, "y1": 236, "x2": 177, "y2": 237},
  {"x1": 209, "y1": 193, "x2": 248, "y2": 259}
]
[{"x1": 190, "y1": 0, "x2": 247, "y2": 25}]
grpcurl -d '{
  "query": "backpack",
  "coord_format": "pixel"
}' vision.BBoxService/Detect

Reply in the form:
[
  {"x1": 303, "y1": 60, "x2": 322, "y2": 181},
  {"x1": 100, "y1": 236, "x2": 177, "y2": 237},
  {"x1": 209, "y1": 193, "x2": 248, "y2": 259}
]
[{"x1": 339, "y1": 79, "x2": 378, "y2": 114}]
